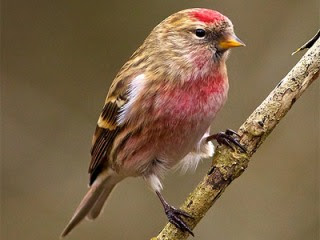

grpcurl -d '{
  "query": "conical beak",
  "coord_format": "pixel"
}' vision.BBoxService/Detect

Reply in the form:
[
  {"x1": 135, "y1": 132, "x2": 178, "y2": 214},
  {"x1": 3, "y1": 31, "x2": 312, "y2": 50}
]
[{"x1": 219, "y1": 34, "x2": 246, "y2": 49}]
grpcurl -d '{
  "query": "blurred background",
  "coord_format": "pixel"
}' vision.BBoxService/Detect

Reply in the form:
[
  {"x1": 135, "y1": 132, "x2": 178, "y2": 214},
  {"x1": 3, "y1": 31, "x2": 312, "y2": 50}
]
[{"x1": 2, "y1": 0, "x2": 319, "y2": 240}]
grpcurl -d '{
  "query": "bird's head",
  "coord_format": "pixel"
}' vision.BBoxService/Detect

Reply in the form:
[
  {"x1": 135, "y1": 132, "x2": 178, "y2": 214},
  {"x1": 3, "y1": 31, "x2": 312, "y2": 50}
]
[{"x1": 143, "y1": 8, "x2": 245, "y2": 78}]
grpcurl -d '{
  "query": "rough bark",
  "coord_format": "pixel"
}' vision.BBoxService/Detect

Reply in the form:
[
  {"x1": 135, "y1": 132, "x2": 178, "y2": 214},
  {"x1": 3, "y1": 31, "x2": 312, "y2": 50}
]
[{"x1": 152, "y1": 36, "x2": 320, "y2": 240}]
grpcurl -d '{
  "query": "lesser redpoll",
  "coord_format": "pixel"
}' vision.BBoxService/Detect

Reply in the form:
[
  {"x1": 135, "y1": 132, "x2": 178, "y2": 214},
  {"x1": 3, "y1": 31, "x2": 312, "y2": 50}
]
[{"x1": 61, "y1": 8, "x2": 245, "y2": 237}]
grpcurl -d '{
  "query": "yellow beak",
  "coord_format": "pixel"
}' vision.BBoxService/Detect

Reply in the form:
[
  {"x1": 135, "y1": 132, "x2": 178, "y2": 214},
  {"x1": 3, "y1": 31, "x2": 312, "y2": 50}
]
[{"x1": 219, "y1": 35, "x2": 246, "y2": 49}]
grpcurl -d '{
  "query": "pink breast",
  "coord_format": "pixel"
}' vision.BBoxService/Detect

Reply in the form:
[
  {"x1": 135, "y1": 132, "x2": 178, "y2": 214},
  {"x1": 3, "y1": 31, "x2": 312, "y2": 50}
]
[
  {"x1": 119, "y1": 71, "x2": 229, "y2": 171},
  {"x1": 154, "y1": 72, "x2": 228, "y2": 121}
]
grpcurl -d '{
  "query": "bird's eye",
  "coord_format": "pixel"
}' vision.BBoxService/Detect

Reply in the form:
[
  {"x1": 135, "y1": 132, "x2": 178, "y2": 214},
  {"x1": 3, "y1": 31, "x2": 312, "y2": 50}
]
[{"x1": 195, "y1": 29, "x2": 206, "y2": 38}]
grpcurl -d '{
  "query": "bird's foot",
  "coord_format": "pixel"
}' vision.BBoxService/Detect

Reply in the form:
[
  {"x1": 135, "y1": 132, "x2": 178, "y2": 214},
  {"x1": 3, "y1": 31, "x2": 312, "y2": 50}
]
[
  {"x1": 164, "y1": 204, "x2": 194, "y2": 236},
  {"x1": 206, "y1": 129, "x2": 246, "y2": 153}
]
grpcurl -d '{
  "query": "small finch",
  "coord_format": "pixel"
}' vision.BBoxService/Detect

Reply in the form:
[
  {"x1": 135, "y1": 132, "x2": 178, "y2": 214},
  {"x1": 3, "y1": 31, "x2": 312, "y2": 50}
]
[{"x1": 61, "y1": 8, "x2": 245, "y2": 237}]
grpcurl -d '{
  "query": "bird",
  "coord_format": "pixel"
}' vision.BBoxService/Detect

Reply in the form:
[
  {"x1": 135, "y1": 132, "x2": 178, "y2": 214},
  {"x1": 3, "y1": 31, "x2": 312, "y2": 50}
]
[{"x1": 61, "y1": 8, "x2": 245, "y2": 237}]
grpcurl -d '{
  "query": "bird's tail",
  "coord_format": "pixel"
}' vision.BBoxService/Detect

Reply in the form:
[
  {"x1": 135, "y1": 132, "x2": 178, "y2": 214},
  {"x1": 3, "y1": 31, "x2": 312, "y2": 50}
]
[{"x1": 60, "y1": 171, "x2": 119, "y2": 238}]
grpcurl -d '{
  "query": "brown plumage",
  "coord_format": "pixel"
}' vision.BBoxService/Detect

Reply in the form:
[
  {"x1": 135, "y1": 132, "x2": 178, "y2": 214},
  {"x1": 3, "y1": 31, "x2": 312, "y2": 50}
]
[{"x1": 61, "y1": 8, "x2": 245, "y2": 237}]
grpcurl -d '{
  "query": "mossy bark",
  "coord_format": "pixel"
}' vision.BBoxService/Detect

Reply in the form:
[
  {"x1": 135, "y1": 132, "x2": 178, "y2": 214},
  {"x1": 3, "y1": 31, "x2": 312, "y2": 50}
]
[{"x1": 153, "y1": 37, "x2": 320, "y2": 240}]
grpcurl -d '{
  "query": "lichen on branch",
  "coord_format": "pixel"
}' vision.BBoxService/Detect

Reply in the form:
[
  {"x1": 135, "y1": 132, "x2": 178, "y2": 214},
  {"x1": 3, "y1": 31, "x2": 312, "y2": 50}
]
[{"x1": 153, "y1": 35, "x2": 320, "y2": 240}]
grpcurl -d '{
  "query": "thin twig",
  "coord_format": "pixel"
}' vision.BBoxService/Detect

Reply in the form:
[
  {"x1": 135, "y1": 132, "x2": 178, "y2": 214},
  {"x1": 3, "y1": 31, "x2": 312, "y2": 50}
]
[{"x1": 152, "y1": 35, "x2": 320, "y2": 240}]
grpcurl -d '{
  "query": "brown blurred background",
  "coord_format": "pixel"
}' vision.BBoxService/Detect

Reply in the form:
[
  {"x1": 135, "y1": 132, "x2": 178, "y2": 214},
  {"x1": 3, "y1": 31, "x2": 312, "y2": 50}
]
[{"x1": 2, "y1": 0, "x2": 319, "y2": 240}]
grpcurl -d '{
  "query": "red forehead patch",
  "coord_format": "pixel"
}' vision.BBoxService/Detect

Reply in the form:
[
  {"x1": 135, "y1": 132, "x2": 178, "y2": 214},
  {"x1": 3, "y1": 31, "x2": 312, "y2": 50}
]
[{"x1": 190, "y1": 9, "x2": 225, "y2": 23}]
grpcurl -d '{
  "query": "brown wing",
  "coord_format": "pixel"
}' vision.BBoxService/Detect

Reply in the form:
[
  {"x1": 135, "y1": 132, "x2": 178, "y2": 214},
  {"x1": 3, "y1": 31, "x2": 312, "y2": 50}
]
[
  {"x1": 88, "y1": 44, "x2": 147, "y2": 185},
  {"x1": 88, "y1": 90, "x2": 128, "y2": 185}
]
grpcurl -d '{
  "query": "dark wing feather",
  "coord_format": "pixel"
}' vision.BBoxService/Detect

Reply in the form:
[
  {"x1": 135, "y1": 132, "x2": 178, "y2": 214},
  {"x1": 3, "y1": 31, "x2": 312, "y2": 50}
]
[
  {"x1": 88, "y1": 94, "x2": 127, "y2": 185},
  {"x1": 88, "y1": 50, "x2": 144, "y2": 185}
]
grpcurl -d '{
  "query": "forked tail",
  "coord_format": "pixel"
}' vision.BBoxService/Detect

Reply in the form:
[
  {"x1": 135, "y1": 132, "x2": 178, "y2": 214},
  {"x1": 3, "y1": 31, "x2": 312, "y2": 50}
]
[{"x1": 61, "y1": 171, "x2": 118, "y2": 238}]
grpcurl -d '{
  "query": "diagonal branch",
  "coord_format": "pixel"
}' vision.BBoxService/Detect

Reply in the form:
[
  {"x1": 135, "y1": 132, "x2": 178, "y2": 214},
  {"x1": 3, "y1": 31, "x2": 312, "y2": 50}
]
[{"x1": 152, "y1": 34, "x2": 320, "y2": 240}]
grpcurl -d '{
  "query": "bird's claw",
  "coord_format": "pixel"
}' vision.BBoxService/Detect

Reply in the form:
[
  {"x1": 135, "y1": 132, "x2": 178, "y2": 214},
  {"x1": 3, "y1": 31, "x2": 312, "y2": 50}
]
[
  {"x1": 225, "y1": 128, "x2": 241, "y2": 138},
  {"x1": 206, "y1": 129, "x2": 246, "y2": 153},
  {"x1": 164, "y1": 205, "x2": 194, "y2": 236}
]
